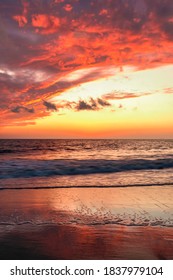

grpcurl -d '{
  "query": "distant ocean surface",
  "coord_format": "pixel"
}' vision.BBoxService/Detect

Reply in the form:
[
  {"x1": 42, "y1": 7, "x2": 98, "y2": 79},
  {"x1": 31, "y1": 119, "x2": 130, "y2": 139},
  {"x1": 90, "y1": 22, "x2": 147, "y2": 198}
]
[{"x1": 1, "y1": 139, "x2": 173, "y2": 189}]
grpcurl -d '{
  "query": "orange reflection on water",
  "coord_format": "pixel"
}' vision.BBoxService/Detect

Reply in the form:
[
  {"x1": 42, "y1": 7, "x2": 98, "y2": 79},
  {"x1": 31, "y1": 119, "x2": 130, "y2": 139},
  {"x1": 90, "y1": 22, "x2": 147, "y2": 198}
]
[{"x1": 0, "y1": 187, "x2": 173, "y2": 259}]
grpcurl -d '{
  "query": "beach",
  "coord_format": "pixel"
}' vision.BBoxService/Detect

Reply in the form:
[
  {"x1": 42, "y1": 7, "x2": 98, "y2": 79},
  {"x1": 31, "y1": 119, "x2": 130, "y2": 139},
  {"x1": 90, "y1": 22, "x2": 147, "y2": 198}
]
[
  {"x1": 0, "y1": 186, "x2": 173, "y2": 260},
  {"x1": 1, "y1": 139, "x2": 173, "y2": 259}
]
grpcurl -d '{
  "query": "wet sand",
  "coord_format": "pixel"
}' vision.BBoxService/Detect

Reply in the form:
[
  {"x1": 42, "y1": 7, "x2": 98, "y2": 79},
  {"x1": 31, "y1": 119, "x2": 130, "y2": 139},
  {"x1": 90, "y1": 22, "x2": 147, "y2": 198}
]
[{"x1": 0, "y1": 186, "x2": 173, "y2": 259}]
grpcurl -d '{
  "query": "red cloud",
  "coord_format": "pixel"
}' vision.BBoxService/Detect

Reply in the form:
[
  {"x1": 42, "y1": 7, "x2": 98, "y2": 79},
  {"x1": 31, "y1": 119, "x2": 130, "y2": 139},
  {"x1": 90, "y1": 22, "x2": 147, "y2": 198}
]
[
  {"x1": 99, "y1": 9, "x2": 108, "y2": 16},
  {"x1": 13, "y1": 15, "x2": 27, "y2": 27},
  {"x1": 32, "y1": 14, "x2": 60, "y2": 34},
  {"x1": 64, "y1": 4, "x2": 73, "y2": 12},
  {"x1": 13, "y1": 0, "x2": 29, "y2": 27}
]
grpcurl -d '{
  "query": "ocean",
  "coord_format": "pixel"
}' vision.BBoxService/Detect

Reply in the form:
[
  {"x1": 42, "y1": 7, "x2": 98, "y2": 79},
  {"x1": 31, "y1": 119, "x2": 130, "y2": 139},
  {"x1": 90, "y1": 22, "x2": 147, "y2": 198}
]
[{"x1": 1, "y1": 139, "x2": 173, "y2": 189}]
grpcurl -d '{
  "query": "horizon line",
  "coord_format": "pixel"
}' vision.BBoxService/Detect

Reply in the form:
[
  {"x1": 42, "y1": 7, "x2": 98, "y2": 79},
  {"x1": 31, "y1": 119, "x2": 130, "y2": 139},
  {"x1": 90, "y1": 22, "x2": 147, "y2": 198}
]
[{"x1": 1, "y1": 138, "x2": 173, "y2": 140}]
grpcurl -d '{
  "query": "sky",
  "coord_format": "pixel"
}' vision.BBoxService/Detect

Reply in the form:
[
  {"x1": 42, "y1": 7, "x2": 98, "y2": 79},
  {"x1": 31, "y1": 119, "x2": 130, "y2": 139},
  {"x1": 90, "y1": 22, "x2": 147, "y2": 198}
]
[{"x1": 0, "y1": 0, "x2": 173, "y2": 139}]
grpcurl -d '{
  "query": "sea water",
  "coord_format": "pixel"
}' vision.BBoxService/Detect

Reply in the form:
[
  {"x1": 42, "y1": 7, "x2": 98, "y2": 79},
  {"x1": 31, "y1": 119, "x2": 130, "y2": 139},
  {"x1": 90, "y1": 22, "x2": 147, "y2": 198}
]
[{"x1": 1, "y1": 139, "x2": 173, "y2": 189}]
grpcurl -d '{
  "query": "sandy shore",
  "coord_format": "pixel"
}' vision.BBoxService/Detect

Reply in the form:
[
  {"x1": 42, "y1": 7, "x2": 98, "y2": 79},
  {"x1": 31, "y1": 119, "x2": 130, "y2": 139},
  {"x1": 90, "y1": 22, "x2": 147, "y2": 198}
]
[{"x1": 0, "y1": 186, "x2": 173, "y2": 259}]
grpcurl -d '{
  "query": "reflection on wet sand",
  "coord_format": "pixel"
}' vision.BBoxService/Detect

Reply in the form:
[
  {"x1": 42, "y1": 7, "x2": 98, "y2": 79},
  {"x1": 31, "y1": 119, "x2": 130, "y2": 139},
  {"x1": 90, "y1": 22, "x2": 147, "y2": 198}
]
[
  {"x1": 1, "y1": 224, "x2": 173, "y2": 260},
  {"x1": 0, "y1": 186, "x2": 173, "y2": 259}
]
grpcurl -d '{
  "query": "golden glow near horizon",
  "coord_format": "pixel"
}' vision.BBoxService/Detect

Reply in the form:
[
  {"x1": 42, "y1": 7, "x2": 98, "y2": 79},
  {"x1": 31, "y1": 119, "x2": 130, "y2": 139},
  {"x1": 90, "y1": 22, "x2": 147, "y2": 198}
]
[
  {"x1": 33, "y1": 66, "x2": 173, "y2": 138},
  {"x1": 1, "y1": 0, "x2": 173, "y2": 138},
  {"x1": 1, "y1": 65, "x2": 173, "y2": 138}
]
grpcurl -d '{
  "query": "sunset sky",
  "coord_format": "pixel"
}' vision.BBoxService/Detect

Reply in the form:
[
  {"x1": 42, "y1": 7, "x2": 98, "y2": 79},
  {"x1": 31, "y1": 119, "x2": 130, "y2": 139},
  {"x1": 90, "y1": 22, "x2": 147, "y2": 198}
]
[{"x1": 0, "y1": 0, "x2": 173, "y2": 138}]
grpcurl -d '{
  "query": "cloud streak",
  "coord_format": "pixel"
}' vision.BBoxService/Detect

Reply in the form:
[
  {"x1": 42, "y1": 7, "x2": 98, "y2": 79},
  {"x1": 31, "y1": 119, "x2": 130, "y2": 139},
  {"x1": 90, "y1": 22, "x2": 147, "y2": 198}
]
[{"x1": 103, "y1": 91, "x2": 150, "y2": 100}]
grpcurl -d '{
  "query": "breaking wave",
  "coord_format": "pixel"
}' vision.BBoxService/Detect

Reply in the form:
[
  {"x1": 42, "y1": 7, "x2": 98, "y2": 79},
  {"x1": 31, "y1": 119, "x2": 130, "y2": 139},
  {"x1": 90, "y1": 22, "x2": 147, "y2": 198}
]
[{"x1": 1, "y1": 158, "x2": 173, "y2": 179}]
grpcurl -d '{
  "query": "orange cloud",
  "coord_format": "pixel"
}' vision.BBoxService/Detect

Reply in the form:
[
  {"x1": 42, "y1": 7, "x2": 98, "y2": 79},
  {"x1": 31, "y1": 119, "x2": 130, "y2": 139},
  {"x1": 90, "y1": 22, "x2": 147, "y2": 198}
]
[
  {"x1": 32, "y1": 14, "x2": 60, "y2": 34},
  {"x1": 103, "y1": 91, "x2": 150, "y2": 100}
]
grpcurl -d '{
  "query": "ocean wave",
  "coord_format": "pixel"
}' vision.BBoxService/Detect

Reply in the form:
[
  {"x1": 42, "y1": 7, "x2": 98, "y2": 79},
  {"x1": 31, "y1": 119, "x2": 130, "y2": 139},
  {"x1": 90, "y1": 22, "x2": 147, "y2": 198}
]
[
  {"x1": 0, "y1": 149, "x2": 15, "y2": 154},
  {"x1": 1, "y1": 158, "x2": 173, "y2": 179},
  {"x1": 0, "y1": 148, "x2": 57, "y2": 154}
]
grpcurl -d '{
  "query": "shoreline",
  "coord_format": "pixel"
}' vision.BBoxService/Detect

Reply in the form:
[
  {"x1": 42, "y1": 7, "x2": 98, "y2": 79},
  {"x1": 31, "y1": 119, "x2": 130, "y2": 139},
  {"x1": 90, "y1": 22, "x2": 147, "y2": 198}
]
[{"x1": 1, "y1": 182, "x2": 173, "y2": 190}]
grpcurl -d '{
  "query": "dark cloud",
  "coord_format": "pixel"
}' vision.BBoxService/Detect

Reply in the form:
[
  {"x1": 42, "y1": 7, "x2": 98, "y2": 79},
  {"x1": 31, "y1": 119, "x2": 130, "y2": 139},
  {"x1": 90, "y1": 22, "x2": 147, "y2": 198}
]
[
  {"x1": 11, "y1": 105, "x2": 35, "y2": 113},
  {"x1": 75, "y1": 97, "x2": 111, "y2": 111},
  {"x1": 97, "y1": 97, "x2": 111, "y2": 106},
  {"x1": 43, "y1": 100, "x2": 57, "y2": 111},
  {"x1": 161, "y1": 21, "x2": 173, "y2": 38},
  {"x1": 76, "y1": 100, "x2": 93, "y2": 111}
]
